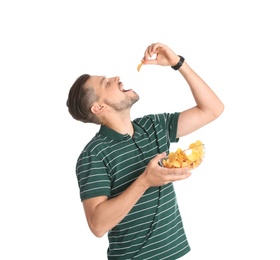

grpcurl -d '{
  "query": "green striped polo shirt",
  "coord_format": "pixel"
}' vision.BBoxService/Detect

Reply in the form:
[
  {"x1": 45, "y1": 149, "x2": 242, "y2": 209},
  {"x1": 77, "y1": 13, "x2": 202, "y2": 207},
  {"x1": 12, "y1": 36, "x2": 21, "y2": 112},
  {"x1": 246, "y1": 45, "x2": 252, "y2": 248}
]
[{"x1": 76, "y1": 113, "x2": 191, "y2": 259}]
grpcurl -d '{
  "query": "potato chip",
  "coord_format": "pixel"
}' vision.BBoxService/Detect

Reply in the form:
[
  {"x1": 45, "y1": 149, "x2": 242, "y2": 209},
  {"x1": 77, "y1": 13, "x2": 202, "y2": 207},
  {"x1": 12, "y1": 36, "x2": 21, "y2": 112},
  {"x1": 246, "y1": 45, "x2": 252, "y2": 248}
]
[
  {"x1": 162, "y1": 140, "x2": 205, "y2": 169},
  {"x1": 137, "y1": 62, "x2": 143, "y2": 72}
]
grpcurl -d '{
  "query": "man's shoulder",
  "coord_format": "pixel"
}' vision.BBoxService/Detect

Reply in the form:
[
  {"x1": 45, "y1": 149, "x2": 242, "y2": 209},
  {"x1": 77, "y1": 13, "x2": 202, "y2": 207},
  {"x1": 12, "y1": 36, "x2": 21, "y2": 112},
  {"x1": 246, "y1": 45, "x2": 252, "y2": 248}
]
[
  {"x1": 79, "y1": 133, "x2": 108, "y2": 155},
  {"x1": 134, "y1": 112, "x2": 179, "y2": 125},
  {"x1": 133, "y1": 114, "x2": 161, "y2": 124}
]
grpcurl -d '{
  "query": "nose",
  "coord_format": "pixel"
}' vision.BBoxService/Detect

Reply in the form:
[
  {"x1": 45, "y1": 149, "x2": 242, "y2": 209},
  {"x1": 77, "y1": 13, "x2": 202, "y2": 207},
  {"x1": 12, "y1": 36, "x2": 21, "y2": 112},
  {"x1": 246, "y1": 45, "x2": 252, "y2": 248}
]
[{"x1": 113, "y1": 76, "x2": 120, "y2": 83}]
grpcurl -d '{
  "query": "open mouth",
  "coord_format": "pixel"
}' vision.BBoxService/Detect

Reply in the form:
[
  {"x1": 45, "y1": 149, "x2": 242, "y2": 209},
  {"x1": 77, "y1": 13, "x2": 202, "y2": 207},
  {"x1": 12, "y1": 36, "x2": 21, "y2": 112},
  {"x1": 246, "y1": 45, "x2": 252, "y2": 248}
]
[{"x1": 119, "y1": 82, "x2": 131, "y2": 92}]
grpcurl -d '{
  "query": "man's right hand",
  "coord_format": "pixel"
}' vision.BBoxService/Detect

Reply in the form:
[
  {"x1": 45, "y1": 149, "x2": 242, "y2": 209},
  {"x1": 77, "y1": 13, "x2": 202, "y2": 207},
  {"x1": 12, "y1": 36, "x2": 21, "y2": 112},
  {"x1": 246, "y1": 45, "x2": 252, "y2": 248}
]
[{"x1": 140, "y1": 153, "x2": 192, "y2": 188}]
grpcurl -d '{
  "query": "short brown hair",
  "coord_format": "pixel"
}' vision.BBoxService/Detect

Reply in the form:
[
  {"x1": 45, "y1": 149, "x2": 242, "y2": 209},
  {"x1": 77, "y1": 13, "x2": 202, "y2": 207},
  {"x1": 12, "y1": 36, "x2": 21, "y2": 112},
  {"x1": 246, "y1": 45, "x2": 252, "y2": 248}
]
[{"x1": 66, "y1": 74, "x2": 101, "y2": 124}]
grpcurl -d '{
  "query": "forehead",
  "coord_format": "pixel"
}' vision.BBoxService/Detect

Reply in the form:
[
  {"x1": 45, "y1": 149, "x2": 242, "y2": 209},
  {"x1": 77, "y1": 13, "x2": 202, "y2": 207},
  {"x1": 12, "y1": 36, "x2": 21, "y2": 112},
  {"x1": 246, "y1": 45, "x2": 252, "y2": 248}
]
[{"x1": 85, "y1": 75, "x2": 105, "y2": 89}]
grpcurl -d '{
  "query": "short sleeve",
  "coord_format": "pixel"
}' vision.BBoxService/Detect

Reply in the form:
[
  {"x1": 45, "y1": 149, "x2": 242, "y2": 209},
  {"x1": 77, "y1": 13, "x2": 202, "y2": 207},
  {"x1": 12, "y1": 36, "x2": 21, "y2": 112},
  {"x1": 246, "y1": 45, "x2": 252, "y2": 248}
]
[
  {"x1": 76, "y1": 151, "x2": 111, "y2": 201},
  {"x1": 149, "y1": 112, "x2": 180, "y2": 143}
]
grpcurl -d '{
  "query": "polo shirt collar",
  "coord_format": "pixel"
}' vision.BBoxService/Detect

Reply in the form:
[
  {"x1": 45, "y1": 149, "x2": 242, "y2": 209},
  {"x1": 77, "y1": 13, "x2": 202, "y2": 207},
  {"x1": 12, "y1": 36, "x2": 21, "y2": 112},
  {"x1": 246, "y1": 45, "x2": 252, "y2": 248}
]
[{"x1": 98, "y1": 122, "x2": 145, "y2": 141}]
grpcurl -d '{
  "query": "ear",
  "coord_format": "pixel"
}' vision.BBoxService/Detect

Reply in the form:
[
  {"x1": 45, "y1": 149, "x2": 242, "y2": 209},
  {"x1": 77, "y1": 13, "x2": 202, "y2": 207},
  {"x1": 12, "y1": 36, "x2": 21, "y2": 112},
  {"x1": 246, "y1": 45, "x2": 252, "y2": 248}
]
[{"x1": 91, "y1": 104, "x2": 105, "y2": 115}]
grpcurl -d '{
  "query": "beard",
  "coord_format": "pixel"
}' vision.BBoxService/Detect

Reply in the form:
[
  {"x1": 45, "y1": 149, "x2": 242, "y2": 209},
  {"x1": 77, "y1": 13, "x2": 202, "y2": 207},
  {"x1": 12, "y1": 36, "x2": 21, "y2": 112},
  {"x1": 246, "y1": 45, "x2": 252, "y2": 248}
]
[{"x1": 104, "y1": 92, "x2": 140, "y2": 111}]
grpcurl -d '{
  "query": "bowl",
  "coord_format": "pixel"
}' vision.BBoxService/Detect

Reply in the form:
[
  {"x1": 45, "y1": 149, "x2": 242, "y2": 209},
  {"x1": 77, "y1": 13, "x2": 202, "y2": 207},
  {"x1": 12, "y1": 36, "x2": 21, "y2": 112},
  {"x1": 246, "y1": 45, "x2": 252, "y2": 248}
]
[{"x1": 158, "y1": 143, "x2": 205, "y2": 170}]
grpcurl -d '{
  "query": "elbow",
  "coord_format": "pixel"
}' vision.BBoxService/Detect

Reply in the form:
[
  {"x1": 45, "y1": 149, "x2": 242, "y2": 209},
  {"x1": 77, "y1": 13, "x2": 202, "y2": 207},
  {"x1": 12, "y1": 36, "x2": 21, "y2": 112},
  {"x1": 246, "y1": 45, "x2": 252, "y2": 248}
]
[
  {"x1": 212, "y1": 101, "x2": 225, "y2": 119},
  {"x1": 88, "y1": 222, "x2": 107, "y2": 238},
  {"x1": 92, "y1": 230, "x2": 106, "y2": 238},
  {"x1": 217, "y1": 102, "x2": 225, "y2": 117}
]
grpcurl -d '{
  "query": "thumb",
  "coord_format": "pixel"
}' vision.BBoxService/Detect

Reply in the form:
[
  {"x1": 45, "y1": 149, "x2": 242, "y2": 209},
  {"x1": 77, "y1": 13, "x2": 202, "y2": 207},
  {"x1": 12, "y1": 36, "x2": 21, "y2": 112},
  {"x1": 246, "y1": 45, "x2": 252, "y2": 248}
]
[
  {"x1": 152, "y1": 152, "x2": 167, "y2": 161},
  {"x1": 156, "y1": 152, "x2": 167, "y2": 167},
  {"x1": 158, "y1": 152, "x2": 167, "y2": 159}
]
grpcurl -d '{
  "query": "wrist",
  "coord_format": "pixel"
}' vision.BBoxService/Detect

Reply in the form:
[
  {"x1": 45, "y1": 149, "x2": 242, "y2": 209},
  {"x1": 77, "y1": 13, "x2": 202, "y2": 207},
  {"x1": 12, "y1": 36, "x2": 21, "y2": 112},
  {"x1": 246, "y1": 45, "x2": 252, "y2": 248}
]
[
  {"x1": 137, "y1": 172, "x2": 150, "y2": 190},
  {"x1": 171, "y1": 55, "x2": 185, "y2": 70}
]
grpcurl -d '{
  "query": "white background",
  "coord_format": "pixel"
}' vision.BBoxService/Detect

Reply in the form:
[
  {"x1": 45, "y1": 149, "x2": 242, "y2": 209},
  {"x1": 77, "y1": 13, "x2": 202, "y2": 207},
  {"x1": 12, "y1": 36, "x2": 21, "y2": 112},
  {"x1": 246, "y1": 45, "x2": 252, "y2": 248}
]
[{"x1": 1, "y1": 0, "x2": 279, "y2": 259}]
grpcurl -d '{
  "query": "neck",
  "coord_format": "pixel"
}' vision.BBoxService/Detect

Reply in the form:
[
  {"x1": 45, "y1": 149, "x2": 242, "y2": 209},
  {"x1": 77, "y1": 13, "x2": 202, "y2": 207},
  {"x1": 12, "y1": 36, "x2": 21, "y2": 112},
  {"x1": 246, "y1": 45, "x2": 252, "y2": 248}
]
[{"x1": 102, "y1": 112, "x2": 134, "y2": 136}]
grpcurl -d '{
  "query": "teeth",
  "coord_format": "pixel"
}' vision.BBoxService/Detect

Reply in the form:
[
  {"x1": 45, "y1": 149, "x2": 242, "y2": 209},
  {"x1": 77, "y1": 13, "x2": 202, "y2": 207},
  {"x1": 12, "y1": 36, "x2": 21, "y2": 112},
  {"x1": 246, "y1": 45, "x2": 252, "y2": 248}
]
[
  {"x1": 119, "y1": 83, "x2": 124, "y2": 91},
  {"x1": 119, "y1": 83, "x2": 130, "y2": 92},
  {"x1": 120, "y1": 85, "x2": 127, "y2": 92}
]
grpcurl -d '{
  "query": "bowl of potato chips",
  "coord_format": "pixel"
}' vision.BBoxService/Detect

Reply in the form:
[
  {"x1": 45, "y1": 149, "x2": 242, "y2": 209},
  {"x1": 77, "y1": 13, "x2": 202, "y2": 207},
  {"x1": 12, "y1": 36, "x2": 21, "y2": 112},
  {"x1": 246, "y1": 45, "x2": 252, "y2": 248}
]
[{"x1": 159, "y1": 140, "x2": 205, "y2": 170}]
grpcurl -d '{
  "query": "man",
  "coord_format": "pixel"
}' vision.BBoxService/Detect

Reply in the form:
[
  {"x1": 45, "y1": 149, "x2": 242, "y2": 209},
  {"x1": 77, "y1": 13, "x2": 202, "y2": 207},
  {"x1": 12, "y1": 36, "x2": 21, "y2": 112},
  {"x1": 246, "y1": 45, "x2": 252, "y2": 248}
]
[{"x1": 66, "y1": 42, "x2": 224, "y2": 259}]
